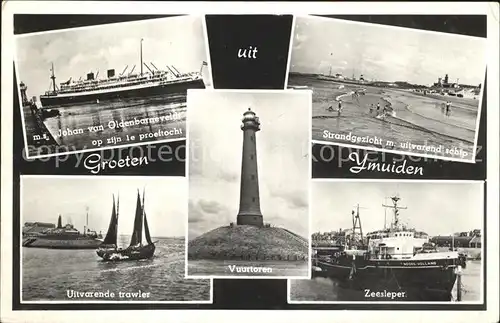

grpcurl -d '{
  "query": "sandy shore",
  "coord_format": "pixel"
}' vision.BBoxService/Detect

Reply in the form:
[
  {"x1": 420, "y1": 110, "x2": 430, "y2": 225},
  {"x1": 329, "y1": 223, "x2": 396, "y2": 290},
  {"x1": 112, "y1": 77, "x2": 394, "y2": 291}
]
[{"x1": 289, "y1": 74, "x2": 480, "y2": 161}]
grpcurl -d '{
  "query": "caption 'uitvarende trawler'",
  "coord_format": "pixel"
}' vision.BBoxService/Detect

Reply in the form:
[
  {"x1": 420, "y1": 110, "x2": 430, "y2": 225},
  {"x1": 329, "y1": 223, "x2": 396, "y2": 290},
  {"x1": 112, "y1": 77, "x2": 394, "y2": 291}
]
[
  {"x1": 312, "y1": 196, "x2": 467, "y2": 301},
  {"x1": 40, "y1": 39, "x2": 206, "y2": 107}
]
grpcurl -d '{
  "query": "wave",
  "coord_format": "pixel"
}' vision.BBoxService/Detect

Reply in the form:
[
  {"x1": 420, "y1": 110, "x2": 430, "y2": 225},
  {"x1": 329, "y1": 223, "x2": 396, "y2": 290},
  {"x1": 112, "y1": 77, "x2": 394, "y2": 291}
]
[
  {"x1": 313, "y1": 112, "x2": 473, "y2": 145},
  {"x1": 99, "y1": 263, "x2": 160, "y2": 273},
  {"x1": 385, "y1": 115, "x2": 474, "y2": 145},
  {"x1": 382, "y1": 93, "x2": 475, "y2": 144},
  {"x1": 405, "y1": 105, "x2": 476, "y2": 133}
]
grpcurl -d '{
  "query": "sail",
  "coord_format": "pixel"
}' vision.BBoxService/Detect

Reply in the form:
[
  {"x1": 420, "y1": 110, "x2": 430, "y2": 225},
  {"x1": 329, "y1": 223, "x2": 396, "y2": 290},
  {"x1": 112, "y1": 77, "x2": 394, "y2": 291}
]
[
  {"x1": 141, "y1": 187, "x2": 152, "y2": 245},
  {"x1": 144, "y1": 211, "x2": 153, "y2": 245},
  {"x1": 102, "y1": 195, "x2": 118, "y2": 245},
  {"x1": 129, "y1": 190, "x2": 143, "y2": 247}
]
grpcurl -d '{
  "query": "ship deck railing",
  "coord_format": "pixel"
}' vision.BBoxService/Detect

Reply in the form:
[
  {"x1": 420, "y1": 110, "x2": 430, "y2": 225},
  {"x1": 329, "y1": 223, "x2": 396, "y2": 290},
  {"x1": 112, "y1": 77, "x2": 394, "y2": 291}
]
[
  {"x1": 54, "y1": 75, "x2": 199, "y2": 95},
  {"x1": 59, "y1": 71, "x2": 200, "y2": 88}
]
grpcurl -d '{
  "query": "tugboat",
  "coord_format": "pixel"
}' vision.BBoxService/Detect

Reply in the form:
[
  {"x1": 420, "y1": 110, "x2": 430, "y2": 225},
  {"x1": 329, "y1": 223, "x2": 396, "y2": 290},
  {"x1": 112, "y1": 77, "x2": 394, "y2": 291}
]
[
  {"x1": 312, "y1": 196, "x2": 467, "y2": 301},
  {"x1": 96, "y1": 189, "x2": 156, "y2": 261}
]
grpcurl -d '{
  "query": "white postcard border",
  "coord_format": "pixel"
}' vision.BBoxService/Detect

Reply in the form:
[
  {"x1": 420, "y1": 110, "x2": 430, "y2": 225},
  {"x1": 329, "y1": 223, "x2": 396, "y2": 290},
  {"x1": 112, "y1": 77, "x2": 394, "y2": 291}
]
[
  {"x1": 287, "y1": 178, "x2": 485, "y2": 305},
  {"x1": 283, "y1": 15, "x2": 297, "y2": 90},
  {"x1": 13, "y1": 15, "x2": 210, "y2": 160},
  {"x1": 1, "y1": 2, "x2": 499, "y2": 323},
  {"x1": 201, "y1": 15, "x2": 215, "y2": 90},
  {"x1": 290, "y1": 14, "x2": 487, "y2": 164},
  {"x1": 18, "y1": 174, "x2": 213, "y2": 305},
  {"x1": 185, "y1": 89, "x2": 313, "y2": 280}
]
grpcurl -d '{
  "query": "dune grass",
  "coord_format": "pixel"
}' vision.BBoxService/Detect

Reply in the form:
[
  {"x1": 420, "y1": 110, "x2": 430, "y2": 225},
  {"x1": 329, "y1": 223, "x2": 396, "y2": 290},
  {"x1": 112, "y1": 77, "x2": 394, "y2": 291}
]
[{"x1": 188, "y1": 225, "x2": 308, "y2": 261}]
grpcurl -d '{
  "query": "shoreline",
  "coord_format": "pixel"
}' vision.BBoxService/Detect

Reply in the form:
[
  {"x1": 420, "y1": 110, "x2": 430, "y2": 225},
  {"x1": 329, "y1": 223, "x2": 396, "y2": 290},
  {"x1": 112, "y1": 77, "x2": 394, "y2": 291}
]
[
  {"x1": 317, "y1": 83, "x2": 476, "y2": 146},
  {"x1": 291, "y1": 73, "x2": 480, "y2": 106}
]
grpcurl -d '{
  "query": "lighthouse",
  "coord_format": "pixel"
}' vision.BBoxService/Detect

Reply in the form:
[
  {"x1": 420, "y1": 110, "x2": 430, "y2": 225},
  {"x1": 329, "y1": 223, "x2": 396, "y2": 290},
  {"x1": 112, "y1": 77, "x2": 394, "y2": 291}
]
[
  {"x1": 19, "y1": 82, "x2": 29, "y2": 105},
  {"x1": 236, "y1": 108, "x2": 264, "y2": 227}
]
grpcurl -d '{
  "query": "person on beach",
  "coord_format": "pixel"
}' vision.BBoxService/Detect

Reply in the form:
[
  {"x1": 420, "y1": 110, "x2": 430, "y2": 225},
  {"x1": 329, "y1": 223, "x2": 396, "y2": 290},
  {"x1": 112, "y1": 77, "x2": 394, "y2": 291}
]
[
  {"x1": 369, "y1": 103, "x2": 374, "y2": 114},
  {"x1": 382, "y1": 104, "x2": 389, "y2": 115},
  {"x1": 377, "y1": 103, "x2": 380, "y2": 111},
  {"x1": 337, "y1": 100, "x2": 343, "y2": 116},
  {"x1": 445, "y1": 101, "x2": 451, "y2": 116}
]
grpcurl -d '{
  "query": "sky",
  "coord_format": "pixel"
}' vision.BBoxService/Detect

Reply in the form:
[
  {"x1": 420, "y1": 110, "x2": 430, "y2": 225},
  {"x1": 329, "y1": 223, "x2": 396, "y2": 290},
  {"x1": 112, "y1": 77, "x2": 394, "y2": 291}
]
[
  {"x1": 21, "y1": 176, "x2": 187, "y2": 238},
  {"x1": 312, "y1": 181, "x2": 483, "y2": 237},
  {"x1": 187, "y1": 91, "x2": 311, "y2": 239},
  {"x1": 15, "y1": 16, "x2": 208, "y2": 99},
  {"x1": 290, "y1": 17, "x2": 487, "y2": 86}
]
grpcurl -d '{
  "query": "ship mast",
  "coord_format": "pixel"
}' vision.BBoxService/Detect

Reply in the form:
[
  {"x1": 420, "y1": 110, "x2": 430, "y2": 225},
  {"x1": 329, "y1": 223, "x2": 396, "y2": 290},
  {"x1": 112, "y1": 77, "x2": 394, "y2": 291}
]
[
  {"x1": 142, "y1": 187, "x2": 146, "y2": 245},
  {"x1": 50, "y1": 63, "x2": 56, "y2": 93},
  {"x1": 382, "y1": 196, "x2": 407, "y2": 230},
  {"x1": 140, "y1": 38, "x2": 144, "y2": 76},
  {"x1": 84, "y1": 206, "x2": 89, "y2": 235},
  {"x1": 350, "y1": 204, "x2": 364, "y2": 248},
  {"x1": 383, "y1": 197, "x2": 387, "y2": 230}
]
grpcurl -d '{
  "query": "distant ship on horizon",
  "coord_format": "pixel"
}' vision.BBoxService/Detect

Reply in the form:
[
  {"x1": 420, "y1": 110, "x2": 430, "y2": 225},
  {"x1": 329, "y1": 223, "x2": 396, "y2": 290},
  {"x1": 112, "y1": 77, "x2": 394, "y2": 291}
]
[{"x1": 38, "y1": 39, "x2": 207, "y2": 107}]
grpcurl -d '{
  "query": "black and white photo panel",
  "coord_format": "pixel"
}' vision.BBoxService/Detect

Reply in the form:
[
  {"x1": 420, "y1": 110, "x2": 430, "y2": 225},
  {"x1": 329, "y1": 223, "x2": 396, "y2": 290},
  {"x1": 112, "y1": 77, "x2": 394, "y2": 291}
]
[
  {"x1": 15, "y1": 15, "x2": 212, "y2": 159},
  {"x1": 186, "y1": 89, "x2": 312, "y2": 278},
  {"x1": 288, "y1": 16, "x2": 487, "y2": 163},
  {"x1": 20, "y1": 175, "x2": 212, "y2": 303},
  {"x1": 288, "y1": 179, "x2": 484, "y2": 303}
]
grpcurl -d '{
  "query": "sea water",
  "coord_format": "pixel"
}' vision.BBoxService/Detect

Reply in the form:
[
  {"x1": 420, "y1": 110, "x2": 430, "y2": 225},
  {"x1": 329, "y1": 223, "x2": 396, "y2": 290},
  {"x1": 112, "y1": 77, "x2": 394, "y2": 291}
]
[
  {"x1": 25, "y1": 94, "x2": 187, "y2": 156},
  {"x1": 289, "y1": 260, "x2": 482, "y2": 302},
  {"x1": 22, "y1": 237, "x2": 211, "y2": 302}
]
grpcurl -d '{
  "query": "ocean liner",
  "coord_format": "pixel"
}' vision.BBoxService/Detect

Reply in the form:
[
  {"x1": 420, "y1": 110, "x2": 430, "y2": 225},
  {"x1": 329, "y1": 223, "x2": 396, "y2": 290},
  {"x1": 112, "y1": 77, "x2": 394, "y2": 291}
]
[
  {"x1": 40, "y1": 39, "x2": 206, "y2": 107},
  {"x1": 22, "y1": 214, "x2": 102, "y2": 249},
  {"x1": 312, "y1": 196, "x2": 467, "y2": 301},
  {"x1": 96, "y1": 190, "x2": 156, "y2": 261}
]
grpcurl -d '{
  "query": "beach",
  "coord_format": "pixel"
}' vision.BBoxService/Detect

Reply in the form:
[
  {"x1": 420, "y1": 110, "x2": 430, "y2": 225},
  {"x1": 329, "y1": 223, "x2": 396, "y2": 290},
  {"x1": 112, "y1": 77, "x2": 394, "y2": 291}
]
[{"x1": 289, "y1": 74, "x2": 481, "y2": 160}]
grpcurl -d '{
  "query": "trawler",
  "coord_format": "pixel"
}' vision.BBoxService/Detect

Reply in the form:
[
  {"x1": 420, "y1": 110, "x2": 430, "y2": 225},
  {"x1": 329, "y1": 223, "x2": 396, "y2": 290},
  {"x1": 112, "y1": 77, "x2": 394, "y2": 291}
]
[
  {"x1": 96, "y1": 189, "x2": 156, "y2": 261},
  {"x1": 312, "y1": 196, "x2": 467, "y2": 300},
  {"x1": 40, "y1": 39, "x2": 206, "y2": 107}
]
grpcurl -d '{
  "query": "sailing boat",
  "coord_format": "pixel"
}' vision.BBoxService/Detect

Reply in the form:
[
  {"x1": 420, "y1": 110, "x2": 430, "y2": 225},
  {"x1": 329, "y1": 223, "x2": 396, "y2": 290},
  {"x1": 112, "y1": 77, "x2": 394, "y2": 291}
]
[{"x1": 96, "y1": 189, "x2": 156, "y2": 261}]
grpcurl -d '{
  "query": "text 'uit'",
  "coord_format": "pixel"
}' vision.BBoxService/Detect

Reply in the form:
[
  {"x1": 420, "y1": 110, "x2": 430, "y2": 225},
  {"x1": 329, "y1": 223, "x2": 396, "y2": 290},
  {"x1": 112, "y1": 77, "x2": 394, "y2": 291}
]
[{"x1": 238, "y1": 46, "x2": 258, "y2": 59}]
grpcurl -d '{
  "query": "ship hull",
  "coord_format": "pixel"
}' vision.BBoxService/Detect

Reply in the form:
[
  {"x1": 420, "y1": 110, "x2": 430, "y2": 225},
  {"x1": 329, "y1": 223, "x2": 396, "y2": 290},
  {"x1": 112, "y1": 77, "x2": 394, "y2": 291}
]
[
  {"x1": 22, "y1": 237, "x2": 102, "y2": 249},
  {"x1": 313, "y1": 257, "x2": 458, "y2": 301},
  {"x1": 96, "y1": 243, "x2": 155, "y2": 261},
  {"x1": 40, "y1": 79, "x2": 205, "y2": 107}
]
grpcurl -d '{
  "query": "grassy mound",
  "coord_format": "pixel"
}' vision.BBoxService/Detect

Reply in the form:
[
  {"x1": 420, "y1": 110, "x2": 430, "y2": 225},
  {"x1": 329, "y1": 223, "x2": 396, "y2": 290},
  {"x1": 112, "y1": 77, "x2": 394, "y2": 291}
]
[{"x1": 188, "y1": 225, "x2": 308, "y2": 261}]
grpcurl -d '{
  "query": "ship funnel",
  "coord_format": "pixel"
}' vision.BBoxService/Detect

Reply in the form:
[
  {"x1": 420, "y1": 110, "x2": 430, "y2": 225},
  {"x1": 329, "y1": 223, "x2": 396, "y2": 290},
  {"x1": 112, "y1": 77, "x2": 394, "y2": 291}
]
[
  {"x1": 87, "y1": 72, "x2": 95, "y2": 81},
  {"x1": 107, "y1": 69, "x2": 115, "y2": 78},
  {"x1": 57, "y1": 215, "x2": 62, "y2": 228}
]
